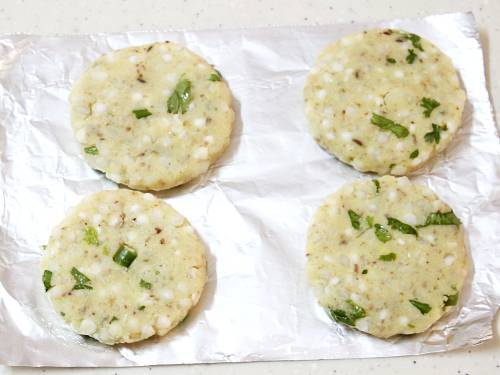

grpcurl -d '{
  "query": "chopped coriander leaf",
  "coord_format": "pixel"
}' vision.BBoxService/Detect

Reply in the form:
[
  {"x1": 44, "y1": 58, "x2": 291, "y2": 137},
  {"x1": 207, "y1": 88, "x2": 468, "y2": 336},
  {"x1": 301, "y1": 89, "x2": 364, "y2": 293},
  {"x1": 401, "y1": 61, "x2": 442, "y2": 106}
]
[
  {"x1": 374, "y1": 223, "x2": 392, "y2": 243},
  {"x1": 132, "y1": 108, "x2": 152, "y2": 119},
  {"x1": 42, "y1": 270, "x2": 53, "y2": 292},
  {"x1": 417, "y1": 211, "x2": 461, "y2": 228},
  {"x1": 373, "y1": 179, "x2": 381, "y2": 193},
  {"x1": 138, "y1": 305, "x2": 146, "y2": 311},
  {"x1": 386, "y1": 57, "x2": 397, "y2": 64},
  {"x1": 366, "y1": 215, "x2": 374, "y2": 228},
  {"x1": 109, "y1": 316, "x2": 118, "y2": 323},
  {"x1": 83, "y1": 226, "x2": 99, "y2": 246},
  {"x1": 379, "y1": 252, "x2": 397, "y2": 261},
  {"x1": 444, "y1": 292, "x2": 459, "y2": 306},
  {"x1": 409, "y1": 299, "x2": 432, "y2": 314},
  {"x1": 387, "y1": 217, "x2": 418, "y2": 236},
  {"x1": 424, "y1": 123, "x2": 447, "y2": 144},
  {"x1": 71, "y1": 267, "x2": 92, "y2": 290},
  {"x1": 84, "y1": 145, "x2": 99, "y2": 155},
  {"x1": 208, "y1": 70, "x2": 223, "y2": 81},
  {"x1": 403, "y1": 33, "x2": 424, "y2": 51},
  {"x1": 113, "y1": 243, "x2": 138, "y2": 268},
  {"x1": 420, "y1": 97, "x2": 440, "y2": 118},
  {"x1": 346, "y1": 299, "x2": 366, "y2": 320},
  {"x1": 60, "y1": 312, "x2": 66, "y2": 317},
  {"x1": 328, "y1": 300, "x2": 366, "y2": 327},
  {"x1": 409, "y1": 149, "x2": 419, "y2": 159},
  {"x1": 329, "y1": 308, "x2": 354, "y2": 326},
  {"x1": 371, "y1": 113, "x2": 409, "y2": 138},
  {"x1": 406, "y1": 49, "x2": 417, "y2": 64},
  {"x1": 167, "y1": 78, "x2": 192, "y2": 114},
  {"x1": 348, "y1": 209, "x2": 362, "y2": 230},
  {"x1": 361, "y1": 269, "x2": 368, "y2": 274},
  {"x1": 140, "y1": 279, "x2": 152, "y2": 289}
]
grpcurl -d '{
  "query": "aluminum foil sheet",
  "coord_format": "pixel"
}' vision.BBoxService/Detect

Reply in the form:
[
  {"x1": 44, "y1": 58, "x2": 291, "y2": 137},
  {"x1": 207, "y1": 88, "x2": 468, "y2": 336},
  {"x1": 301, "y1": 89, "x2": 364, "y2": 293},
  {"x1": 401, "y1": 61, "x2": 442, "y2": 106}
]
[{"x1": 0, "y1": 12, "x2": 499, "y2": 367}]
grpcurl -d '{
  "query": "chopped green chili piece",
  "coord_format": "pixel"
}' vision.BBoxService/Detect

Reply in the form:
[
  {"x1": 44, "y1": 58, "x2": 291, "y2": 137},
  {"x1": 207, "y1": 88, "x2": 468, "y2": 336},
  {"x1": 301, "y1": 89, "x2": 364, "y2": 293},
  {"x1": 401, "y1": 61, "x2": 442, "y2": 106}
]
[
  {"x1": 138, "y1": 305, "x2": 146, "y2": 311},
  {"x1": 403, "y1": 33, "x2": 424, "y2": 51},
  {"x1": 379, "y1": 252, "x2": 397, "y2": 261},
  {"x1": 373, "y1": 179, "x2": 381, "y2": 193},
  {"x1": 387, "y1": 217, "x2": 418, "y2": 236},
  {"x1": 417, "y1": 211, "x2": 461, "y2": 228},
  {"x1": 406, "y1": 49, "x2": 417, "y2": 64},
  {"x1": 371, "y1": 113, "x2": 409, "y2": 138},
  {"x1": 374, "y1": 223, "x2": 392, "y2": 243},
  {"x1": 424, "y1": 123, "x2": 447, "y2": 144},
  {"x1": 328, "y1": 299, "x2": 366, "y2": 327},
  {"x1": 43, "y1": 270, "x2": 53, "y2": 292},
  {"x1": 420, "y1": 97, "x2": 440, "y2": 118},
  {"x1": 208, "y1": 70, "x2": 223, "y2": 81},
  {"x1": 83, "y1": 226, "x2": 99, "y2": 246},
  {"x1": 110, "y1": 316, "x2": 118, "y2": 323},
  {"x1": 386, "y1": 57, "x2": 397, "y2": 64},
  {"x1": 132, "y1": 108, "x2": 152, "y2": 119},
  {"x1": 348, "y1": 209, "x2": 362, "y2": 230},
  {"x1": 71, "y1": 267, "x2": 92, "y2": 290},
  {"x1": 366, "y1": 215, "x2": 374, "y2": 228},
  {"x1": 444, "y1": 292, "x2": 459, "y2": 307},
  {"x1": 167, "y1": 78, "x2": 192, "y2": 114},
  {"x1": 140, "y1": 279, "x2": 152, "y2": 289},
  {"x1": 361, "y1": 269, "x2": 368, "y2": 275},
  {"x1": 84, "y1": 145, "x2": 99, "y2": 155},
  {"x1": 409, "y1": 149, "x2": 419, "y2": 159},
  {"x1": 409, "y1": 299, "x2": 432, "y2": 314},
  {"x1": 113, "y1": 243, "x2": 138, "y2": 268},
  {"x1": 60, "y1": 312, "x2": 66, "y2": 317}
]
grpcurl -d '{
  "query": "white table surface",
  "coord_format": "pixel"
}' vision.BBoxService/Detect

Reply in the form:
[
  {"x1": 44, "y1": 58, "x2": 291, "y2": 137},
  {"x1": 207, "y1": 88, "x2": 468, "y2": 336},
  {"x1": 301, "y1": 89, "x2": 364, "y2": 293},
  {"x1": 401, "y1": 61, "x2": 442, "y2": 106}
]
[{"x1": 0, "y1": 0, "x2": 499, "y2": 373}]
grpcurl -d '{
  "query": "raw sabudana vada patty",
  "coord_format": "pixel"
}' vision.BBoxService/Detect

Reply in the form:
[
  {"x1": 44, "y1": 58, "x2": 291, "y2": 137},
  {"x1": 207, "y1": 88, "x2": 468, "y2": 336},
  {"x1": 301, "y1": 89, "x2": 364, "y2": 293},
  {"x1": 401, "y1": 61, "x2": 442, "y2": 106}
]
[
  {"x1": 304, "y1": 29, "x2": 465, "y2": 175},
  {"x1": 41, "y1": 190, "x2": 207, "y2": 345},
  {"x1": 306, "y1": 176, "x2": 467, "y2": 338},
  {"x1": 70, "y1": 41, "x2": 234, "y2": 190}
]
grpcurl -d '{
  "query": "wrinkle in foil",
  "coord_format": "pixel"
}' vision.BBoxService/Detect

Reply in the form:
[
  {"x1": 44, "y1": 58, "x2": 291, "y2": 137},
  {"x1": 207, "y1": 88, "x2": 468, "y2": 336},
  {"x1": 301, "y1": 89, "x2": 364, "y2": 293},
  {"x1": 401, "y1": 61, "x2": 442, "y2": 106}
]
[{"x1": 0, "y1": 12, "x2": 499, "y2": 367}]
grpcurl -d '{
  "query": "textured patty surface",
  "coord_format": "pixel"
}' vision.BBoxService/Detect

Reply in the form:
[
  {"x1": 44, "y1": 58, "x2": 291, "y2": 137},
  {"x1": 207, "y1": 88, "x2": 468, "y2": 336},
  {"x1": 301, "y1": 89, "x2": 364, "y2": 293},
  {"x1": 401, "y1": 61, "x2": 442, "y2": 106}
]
[
  {"x1": 70, "y1": 41, "x2": 234, "y2": 190},
  {"x1": 304, "y1": 29, "x2": 465, "y2": 175},
  {"x1": 41, "y1": 190, "x2": 207, "y2": 345},
  {"x1": 306, "y1": 176, "x2": 467, "y2": 338}
]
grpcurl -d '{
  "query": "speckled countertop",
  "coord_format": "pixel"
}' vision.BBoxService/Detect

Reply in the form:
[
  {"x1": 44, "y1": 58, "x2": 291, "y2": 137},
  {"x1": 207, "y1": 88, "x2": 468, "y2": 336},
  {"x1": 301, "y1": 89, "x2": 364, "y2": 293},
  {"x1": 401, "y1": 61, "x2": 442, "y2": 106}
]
[{"x1": 0, "y1": 0, "x2": 499, "y2": 374}]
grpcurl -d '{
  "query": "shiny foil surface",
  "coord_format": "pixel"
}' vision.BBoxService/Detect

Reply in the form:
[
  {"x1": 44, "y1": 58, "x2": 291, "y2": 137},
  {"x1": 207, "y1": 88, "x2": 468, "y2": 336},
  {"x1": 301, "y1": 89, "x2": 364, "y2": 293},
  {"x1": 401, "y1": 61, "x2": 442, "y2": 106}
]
[{"x1": 0, "y1": 12, "x2": 499, "y2": 367}]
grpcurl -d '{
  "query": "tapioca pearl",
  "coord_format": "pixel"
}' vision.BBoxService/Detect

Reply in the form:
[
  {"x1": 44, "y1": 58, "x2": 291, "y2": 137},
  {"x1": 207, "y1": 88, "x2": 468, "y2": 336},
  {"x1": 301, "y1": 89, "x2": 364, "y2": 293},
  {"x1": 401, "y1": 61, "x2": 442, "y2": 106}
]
[
  {"x1": 127, "y1": 317, "x2": 139, "y2": 330},
  {"x1": 127, "y1": 204, "x2": 141, "y2": 214},
  {"x1": 444, "y1": 254, "x2": 456, "y2": 266},
  {"x1": 110, "y1": 284, "x2": 122, "y2": 294},
  {"x1": 156, "y1": 316, "x2": 172, "y2": 330},
  {"x1": 47, "y1": 285, "x2": 66, "y2": 298},
  {"x1": 151, "y1": 208, "x2": 163, "y2": 221},
  {"x1": 377, "y1": 133, "x2": 389, "y2": 144},
  {"x1": 91, "y1": 70, "x2": 108, "y2": 81},
  {"x1": 204, "y1": 135, "x2": 215, "y2": 145},
  {"x1": 329, "y1": 277, "x2": 340, "y2": 286},
  {"x1": 355, "y1": 317, "x2": 369, "y2": 332},
  {"x1": 358, "y1": 282, "x2": 367, "y2": 292},
  {"x1": 355, "y1": 190, "x2": 366, "y2": 199},
  {"x1": 91, "y1": 214, "x2": 102, "y2": 226},
  {"x1": 365, "y1": 94, "x2": 374, "y2": 101},
  {"x1": 399, "y1": 316, "x2": 409, "y2": 325},
  {"x1": 104, "y1": 89, "x2": 118, "y2": 100},
  {"x1": 395, "y1": 142, "x2": 405, "y2": 151},
  {"x1": 108, "y1": 322, "x2": 123, "y2": 337},
  {"x1": 419, "y1": 52, "x2": 428, "y2": 59},
  {"x1": 162, "y1": 53, "x2": 172, "y2": 62},
  {"x1": 394, "y1": 70, "x2": 404, "y2": 78},
  {"x1": 127, "y1": 231, "x2": 138, "y2": 242},
  {"x1": 176, "y1": 283, "x2": 188, "y2": 293},
  {"x1": 447, "y1": 121, "x2": 457, "y2": 132},
  {"x1": 316, "y1": 89, "x2": 327, "y2": 100},
  {"x1": 411, "y1": 157, "x2": 423, "y2": 166},
  {"x1": 131, "y1": 92, "x2": 143, "y2": 102},
  {"x1": 142, "y1": 193, "x2": 155, "y2": 202},
  {"x1": 323, "y1": 107, "x2": 334, "y2": 116},
  {"x1": 387, "y1": 190, "x2": 398, "y2": 201},
  {"x1": 135, "y1": 214, "x2": 148, "y2": 225},
  {"x1": 397, "y1": 238, "x2": 406, "y2": 246},
  {"x1": 325, "y1": 132, "x2": 335, "y2": 140},
  {"x1": 341, "y1": 132, "x2": 352, "y2": 141},
  {"x1": 379, "y1": 309, "x2": 389, "y2": 320},
  {"x1": 108, "y1": 214, "x2": 120, "y2": 226},
  {"x1": 345, "y1": 275, "x2": 354, "y2": 285},
  {"x1": 129, "y1": 55, "x2": 139, "y2": 63},
  {"x1": 179, "y1": 298, "x2": 191, "y2": 308},
  {"x1": 93, "y1": 103, "x2": 107, "y2": 115},
  {"x1": 87, "y1": 263, "x2": 102, "y2": 277},
  {"x1": 344, "y1": 228, "x2": 354, "y2": 237},
  {"x1": 321, "y1": 118, "x2": 332, "y2": 128},
  {"x1": 165, "y1": 73, "x2": 177, "y2": 83},
  {"x1": 161, "y1": 289, "x2": 174, "y2": 301},
  {"x1": 374, "y1": 96, "x2": 384, "y2": 106},
  {"x1": 322, "y1": 74, "x2": 333, "y2": 83},
  {"x1": 142, "y1": 135, "x2": 152, "y2": 144},
  {"x1": 79, "y1": 319, "x2": 97, "y2": 335},
  {"x1": 368, "y1": 203, "x2": 377, "y2": 212},
  {"x1": 397, "y1": 177, "x2": 410, "y2": 186},
  {"x1": 350, "y1": 293, "x2": 361, "y2": 303},
  {"x1": 350, "y1": 253, "x2": 359, "y2": 263},
  {"x1": 424, "y1": 234, "x2": 436, "y2": 243},
  {"x1": 141, "y1": 325, "x2": 155, "y2": 338},
  {"x1": 193, "y1": 147, "x2": 208, "y2": 160},
  {"x1": 392, "y1": 165, "x2": 406, "y2": 175},
  {"x1": 75, "y1": 128, "x2": 87, "y2": 142},
  {"x1": 403, "y1": 213, "x2": 417, "y2": 226},
  {"x1": 193, "y1": 118, "x2": 206, "y2": 128},
  {"x1": 78, "y1": 211, "x2": 88, "y2": 220},
  {"x1": 331, "y1": 62, "x2": 344, "y2": 72},
  {"x1": 160, "y1": 137, "x2": 172, "y2": 147},
  {"x1": 409, "y1": 124, "x2": 417, "y2": 133},
  {"x1": 323, "y1": 255, "x2": 334, "y2": 264},
  {"x1": 174, "y1": 250, "x2": 181, "y2": 256}
]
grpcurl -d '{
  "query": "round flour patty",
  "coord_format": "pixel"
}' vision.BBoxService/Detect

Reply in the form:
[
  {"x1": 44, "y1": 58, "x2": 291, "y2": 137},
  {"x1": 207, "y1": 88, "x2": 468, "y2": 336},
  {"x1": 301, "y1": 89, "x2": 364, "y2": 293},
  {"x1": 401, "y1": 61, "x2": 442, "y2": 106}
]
[
  {"x1": 70, "y1": 42, "x2": 234, "y2": 190},
  {"x1": 304, "y1": 29, "x2": 465, "y2": 175},
  {"x1": 41, "y1": 190, "x2": 207, "y2": 345},
  {"x1": 306, "y1": 176, "x2": 467, "y2": 338}
]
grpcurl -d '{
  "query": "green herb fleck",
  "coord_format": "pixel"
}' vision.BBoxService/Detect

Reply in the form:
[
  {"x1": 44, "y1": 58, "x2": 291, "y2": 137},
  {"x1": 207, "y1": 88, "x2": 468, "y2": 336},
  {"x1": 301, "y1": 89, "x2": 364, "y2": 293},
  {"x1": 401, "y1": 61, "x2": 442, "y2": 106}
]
[
  {"x1": 348, "y1": 209, "x2": 361, "y2": 230},
  {"x1": 138, "y1": 305, "x2": 146, "y2": 311},
  {"x1": 60, "y1": 312, "x2": 66, "y2": 317},
  {"x1": 43, "y1": 270, "x2": 53, "y2": 291},
  {"x1": 84, "y1": 145, "x2": 99, "y2": 155},
  {"x1": 424, "y1": 123, "x2": 447, "y2": 144},
  {"x1": 379, "y1": 252, "x2": 397, "y2": 261},
  {"x1": 406, "y1": 49, "x2": 417, "y2": 64},
  {"x1": 154, "y1": 270, "x2": 160, "y2": 276},
  {"x1": 408, "y1": 323, "x2": 416, "y2": 329},
  {"x1": 389, "y1": 163, "x2": 396, "y2": 170},
  {"x1": 110, "y1": 316, "x2": 118, "y2": 323},
  {"x1": 403, "y1": 33, "x2": 424, "y2": 51},
  {"x1": 113, "y1": 243, "x2": 138, "y2": 268},
  {"x1": 366, "y1": 215, "x2": 374, "y2": 228},
  {"x1": 386, "y1": 57, "x2": 397, "y2": 64},
  {"x1": 373, "y1": 179, "x2": 381, "y2": 193},
  {"x1": 362, "y1": 269, "x2": 368, "y2": 275},
  {"x1": 208, "y1": 70, "x2": 223, "y2": 82},
  {"x1": 140, "y1": 279, "x2": 152, "y2": 289},
  {"x1": 167, "y1": 78, "x2": 192, "y2": 114},
  {"x1": 409, "y1": 299, "x2": 432, "y2": 314},
  {"x1": 387, "y1": 217, "x2": 418, "y2": 236},
  {"x1": 420, "y1": 97, "x2": 440, "y2": 118},
  {"x1": 132, "y1": 108, "x2": 152, "y2": 119},
  {"x1": 71, "y1": 267, "x2": 92, "y2": 290},
  {"x1": 417, "y1": 211, "x2": 461, "y2": 228},
  {"x1": 374, "y1": 223, "x2": 392, "y2": 243},
  {"x1": 102, "y1": 244, "x2": 110, "y2": 256},
  {"x1": 410, "y1": 149, "x2": 419, "y2": 159},
  {"x1": 444, "y1": 292, "x2": 459, "y2": 307},
  {"x1": 41, "y1": 245, "x2": 47, "y2": 250},
  {"x1": 328, "y1": 300, "x2": 366, "y2": 327},
  {"x1": 83, "y1": 226, "x2": 99, "y2": 246},
  {"x1": 371, "y1": 113, "x2": 409, "y2": 138}
]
